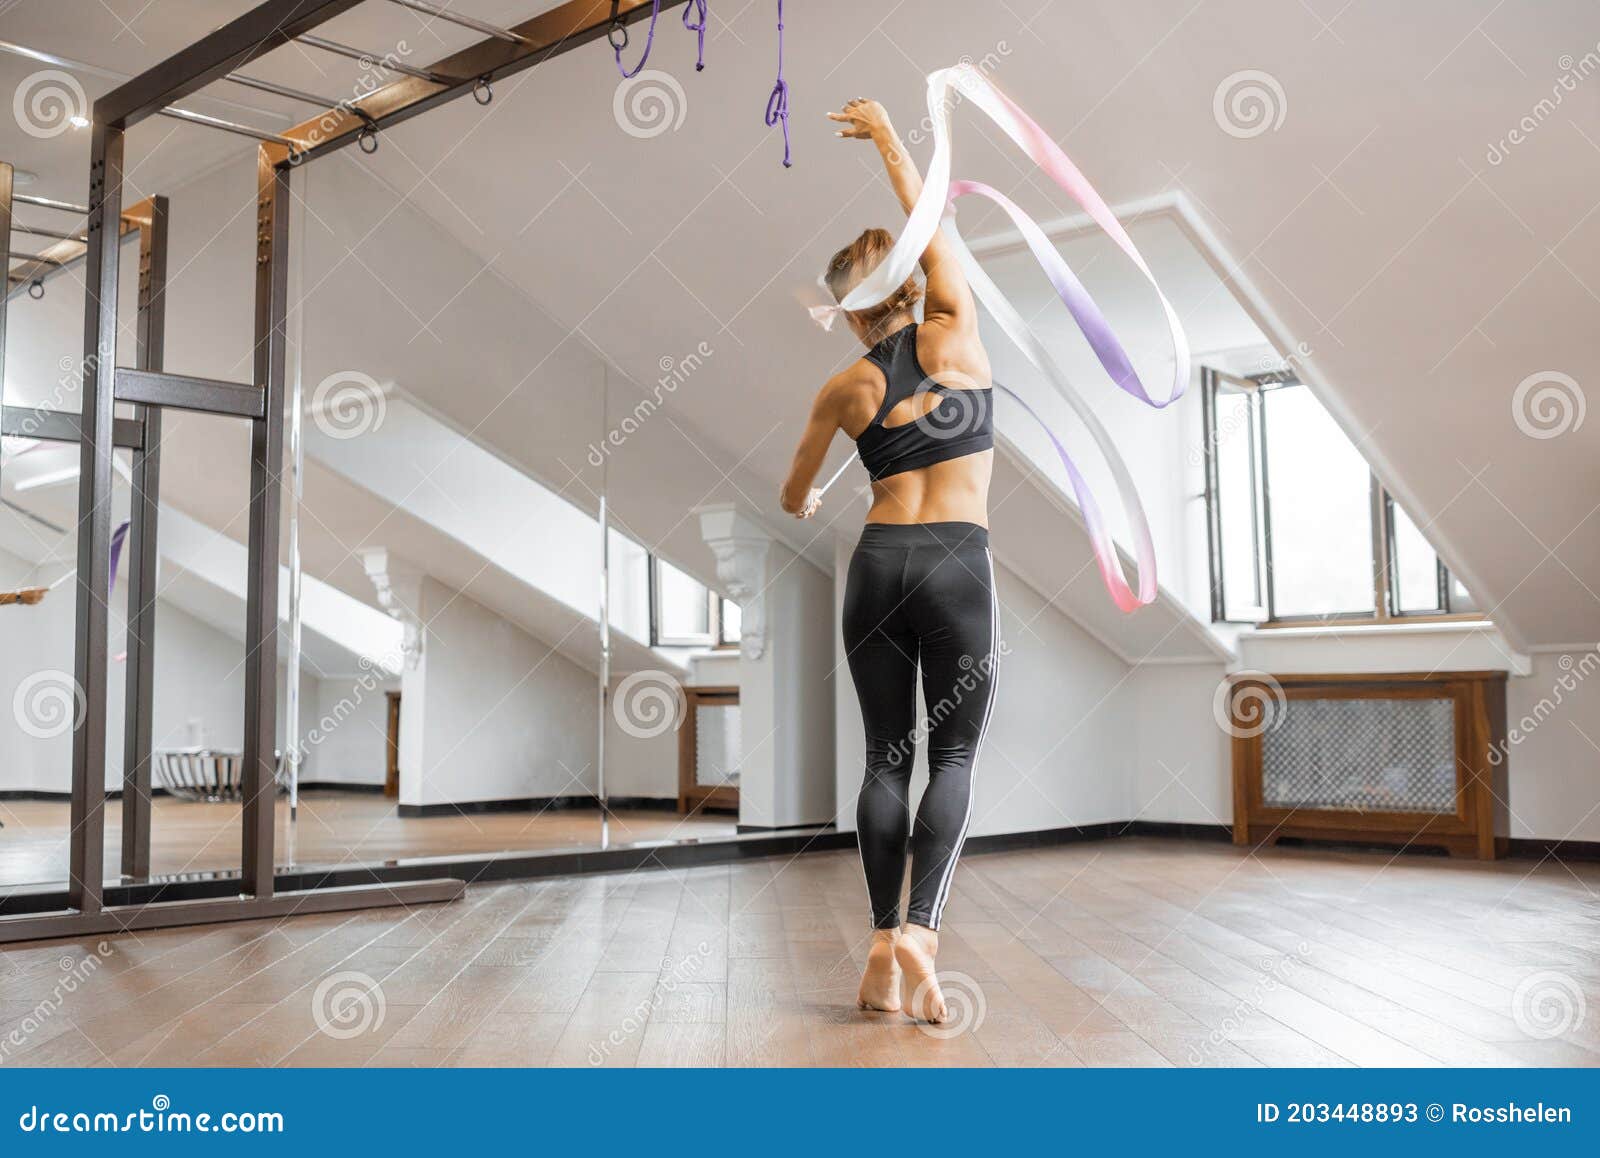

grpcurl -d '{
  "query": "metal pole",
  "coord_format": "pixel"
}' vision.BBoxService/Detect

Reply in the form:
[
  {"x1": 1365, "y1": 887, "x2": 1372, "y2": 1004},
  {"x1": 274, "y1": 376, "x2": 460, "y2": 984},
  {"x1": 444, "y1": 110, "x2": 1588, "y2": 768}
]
[
  {"x1": 385, "y1": 0, "x2": 534, "y2": 43},
  {"x1": 284, "y1": 162, "x2": 307, "y2": 836},
  {"x1": 68, "y1": 123, "x2": 125, "y2": 915},
  {"x1": 11, "y1": 223, "x2": 88, "y2": 244},
  {"x1": 14, "y1": 193, "x2": 89, "y2": 214},
  {"x1": 294, "y1": 35, "x2": 452, "y2": 83},
  {"x1": 0, "y1": 162, "x2": 11, "y2": 496},
  {"x1": 597, "y1": 364, "x2": 610, "y2": 848},
  {"x1": 157, "y1": 106, "x2": 304, "y2": 150},
  {"x1": 120, "y1": 195, "x2": 167, "y2": 881},
  {"x1": 240, "y1": 146, "x2": 289, "y2": 898}
]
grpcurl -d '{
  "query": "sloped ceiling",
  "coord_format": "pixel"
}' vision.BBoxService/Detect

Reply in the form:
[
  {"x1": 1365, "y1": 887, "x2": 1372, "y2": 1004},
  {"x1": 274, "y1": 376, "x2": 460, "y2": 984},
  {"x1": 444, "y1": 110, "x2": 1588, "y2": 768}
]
[{"x1": 4, "y1": 0, "x2": 1598, "y2": 651}]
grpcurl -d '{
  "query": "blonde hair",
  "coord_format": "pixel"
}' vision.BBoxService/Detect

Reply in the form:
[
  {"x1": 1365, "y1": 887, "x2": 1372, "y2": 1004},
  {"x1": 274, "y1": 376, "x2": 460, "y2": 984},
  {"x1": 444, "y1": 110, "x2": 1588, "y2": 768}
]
[{"x1": 824, "y1": 228, "x2": 922, "y2": 336}]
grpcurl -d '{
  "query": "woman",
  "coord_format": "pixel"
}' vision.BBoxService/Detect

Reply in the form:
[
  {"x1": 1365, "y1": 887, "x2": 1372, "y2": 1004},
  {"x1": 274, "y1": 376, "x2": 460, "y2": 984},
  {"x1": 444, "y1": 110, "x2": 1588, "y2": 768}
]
[{"x1": 779, "y1": 99, "x2": 998, "y2": 1023}]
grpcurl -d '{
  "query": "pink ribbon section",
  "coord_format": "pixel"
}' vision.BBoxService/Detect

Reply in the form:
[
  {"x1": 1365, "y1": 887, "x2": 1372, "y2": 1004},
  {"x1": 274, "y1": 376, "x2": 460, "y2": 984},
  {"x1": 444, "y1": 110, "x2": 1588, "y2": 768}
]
[{"x1": 812, "y1": 64, "x2": 1190, "y2": 611}]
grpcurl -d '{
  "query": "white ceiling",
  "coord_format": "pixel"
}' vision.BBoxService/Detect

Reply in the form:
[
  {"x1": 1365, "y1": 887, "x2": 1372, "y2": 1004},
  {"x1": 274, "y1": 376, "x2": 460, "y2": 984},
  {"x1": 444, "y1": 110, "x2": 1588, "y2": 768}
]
[{"x1": 3, "y1": 0, "x2": 1598, "y2": 651}]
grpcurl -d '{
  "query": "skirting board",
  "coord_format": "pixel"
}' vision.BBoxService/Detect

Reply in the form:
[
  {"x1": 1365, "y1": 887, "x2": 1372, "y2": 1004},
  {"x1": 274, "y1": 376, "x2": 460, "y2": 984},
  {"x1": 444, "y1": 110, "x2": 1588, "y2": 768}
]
[{"x1": 397, "y1": 794, "x2": 677, "y2": 818}]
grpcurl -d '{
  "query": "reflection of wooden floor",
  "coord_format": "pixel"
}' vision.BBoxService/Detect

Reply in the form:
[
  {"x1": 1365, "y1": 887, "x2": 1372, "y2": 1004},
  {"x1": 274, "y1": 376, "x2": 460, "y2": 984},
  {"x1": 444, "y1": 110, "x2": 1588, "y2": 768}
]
[
  {"x1": 3, "y1": 838, "x2": 1598, "y2": 1068},
  {"x1": 0, "y1": 791, "x2": 737, "y2": 887}
]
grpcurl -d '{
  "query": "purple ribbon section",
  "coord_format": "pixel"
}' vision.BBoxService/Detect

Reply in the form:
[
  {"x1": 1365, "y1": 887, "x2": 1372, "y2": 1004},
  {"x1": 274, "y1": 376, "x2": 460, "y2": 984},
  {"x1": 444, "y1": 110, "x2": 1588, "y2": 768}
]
[
  {"x1": 682, "y1": 0, "x2": 707, "y2": 71},
  {"x1": 765, "y1": 0, "x2": 790, "y2": 167}
]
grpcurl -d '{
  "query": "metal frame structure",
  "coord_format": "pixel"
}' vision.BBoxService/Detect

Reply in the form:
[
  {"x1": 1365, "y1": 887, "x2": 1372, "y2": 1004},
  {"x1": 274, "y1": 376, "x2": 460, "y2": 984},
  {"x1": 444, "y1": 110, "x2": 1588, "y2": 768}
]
[
  {"x1": 3, "y1": 0, "x2": 688, "y2": 944},
  {"x1": 0, "y1": 5, "x2": 642, "y2": 946}
]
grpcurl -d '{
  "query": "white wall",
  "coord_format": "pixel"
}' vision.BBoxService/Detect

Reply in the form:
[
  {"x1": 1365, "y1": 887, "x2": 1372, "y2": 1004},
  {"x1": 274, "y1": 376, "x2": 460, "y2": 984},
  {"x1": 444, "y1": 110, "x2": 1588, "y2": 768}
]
[
  {"x1": 399, "y1": 575, "x2": 598, "y2": 807},
  {"x1": 0, "y1": 544, "x2": 330, "y2": 793}
]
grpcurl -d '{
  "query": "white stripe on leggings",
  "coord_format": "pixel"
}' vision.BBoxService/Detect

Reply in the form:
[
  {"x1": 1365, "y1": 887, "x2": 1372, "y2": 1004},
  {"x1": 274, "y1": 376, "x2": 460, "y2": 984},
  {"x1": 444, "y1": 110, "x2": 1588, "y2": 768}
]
[{"x1": 928, "y1": 547, "x2": 1000, "y2": 928}]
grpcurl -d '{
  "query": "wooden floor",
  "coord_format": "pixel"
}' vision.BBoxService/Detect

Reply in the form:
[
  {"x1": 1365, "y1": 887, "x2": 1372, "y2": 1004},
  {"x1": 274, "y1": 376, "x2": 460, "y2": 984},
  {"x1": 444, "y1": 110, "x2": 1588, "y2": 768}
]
[
  {"x1": 2, "y1": 837, "x2": 1597, "y2": 1067},
  {"x1": 0, "y1": 792, "x2": 736, "y2": 887}
]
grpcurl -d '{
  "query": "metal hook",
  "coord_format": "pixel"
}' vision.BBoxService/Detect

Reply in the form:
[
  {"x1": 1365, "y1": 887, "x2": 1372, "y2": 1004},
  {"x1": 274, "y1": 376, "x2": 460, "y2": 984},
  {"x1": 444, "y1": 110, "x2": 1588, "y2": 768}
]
[
  {"x1": 473, "y1": 77, "x2": 493, "y2": 105},
  {"x1": 358, "y1": 126, "x2": 380, "y2": 154},
  {"x1": 607, "y1": 22, "x2": 628, "y2": 51},
  {"x1": 27, "y1": 280, "x2": 44, "y2": 300}
]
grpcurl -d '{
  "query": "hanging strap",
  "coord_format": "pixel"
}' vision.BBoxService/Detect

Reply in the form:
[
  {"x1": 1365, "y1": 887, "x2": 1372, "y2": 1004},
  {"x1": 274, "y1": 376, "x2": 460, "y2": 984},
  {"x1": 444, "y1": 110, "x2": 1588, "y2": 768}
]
[
  {"x1": 764, "y1": 0, "x2": 790, "y2": 167},
  {"x1": 610, "y1": 0, "x2": 662, "y2": 79},
  {"x1": 682, "y1": 0, "x2": 707, "y2": 71}
]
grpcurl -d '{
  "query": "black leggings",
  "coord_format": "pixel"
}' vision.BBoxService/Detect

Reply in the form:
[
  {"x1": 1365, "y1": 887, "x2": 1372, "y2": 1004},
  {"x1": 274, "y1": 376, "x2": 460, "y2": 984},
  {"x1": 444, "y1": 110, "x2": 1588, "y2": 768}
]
[{"x1": 842, "y1": 522, "x2": 999, "y2": 931}]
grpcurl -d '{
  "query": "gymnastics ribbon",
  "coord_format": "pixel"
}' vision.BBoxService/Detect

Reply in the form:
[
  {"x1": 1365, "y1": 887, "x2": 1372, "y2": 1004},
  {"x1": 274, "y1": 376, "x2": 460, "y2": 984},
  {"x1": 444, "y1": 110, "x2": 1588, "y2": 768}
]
[{"x1": 809, "y1": 64, "x2": 1190, "y2": 612}]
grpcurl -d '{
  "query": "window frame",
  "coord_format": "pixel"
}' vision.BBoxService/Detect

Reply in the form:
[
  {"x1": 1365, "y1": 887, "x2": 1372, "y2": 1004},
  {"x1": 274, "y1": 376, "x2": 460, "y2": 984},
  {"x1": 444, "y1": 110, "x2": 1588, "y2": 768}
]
[
  {"x1": 648, "y1": 554, "x2": 741, "y2": 649},
  {"x1": 1202, "y1": 368, "x2": 1480, "y2": 628}
]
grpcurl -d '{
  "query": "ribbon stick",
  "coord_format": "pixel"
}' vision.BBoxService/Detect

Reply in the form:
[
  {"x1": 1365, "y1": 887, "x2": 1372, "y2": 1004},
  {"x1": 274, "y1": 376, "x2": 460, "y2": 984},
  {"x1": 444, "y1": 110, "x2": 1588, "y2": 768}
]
[{"x1": 811, "y1": 64, "x2": 1190, "y2": 611}]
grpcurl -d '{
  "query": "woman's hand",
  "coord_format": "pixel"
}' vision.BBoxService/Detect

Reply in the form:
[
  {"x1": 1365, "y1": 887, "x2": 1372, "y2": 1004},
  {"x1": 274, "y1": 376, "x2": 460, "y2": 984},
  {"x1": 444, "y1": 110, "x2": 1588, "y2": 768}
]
[
  {"x1": 827, "y1": 98, "x2": 893, "y2": 142},
  {"x1": 780, "y1": 482, "x2": 822, "y2": 520}
]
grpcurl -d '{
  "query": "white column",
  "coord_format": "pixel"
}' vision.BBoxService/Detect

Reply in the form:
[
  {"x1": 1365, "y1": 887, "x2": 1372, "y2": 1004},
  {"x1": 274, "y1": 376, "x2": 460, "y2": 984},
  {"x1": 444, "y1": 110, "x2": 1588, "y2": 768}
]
[{"x1": 698, "y1": 504, "x2": 835, "y2": 830}]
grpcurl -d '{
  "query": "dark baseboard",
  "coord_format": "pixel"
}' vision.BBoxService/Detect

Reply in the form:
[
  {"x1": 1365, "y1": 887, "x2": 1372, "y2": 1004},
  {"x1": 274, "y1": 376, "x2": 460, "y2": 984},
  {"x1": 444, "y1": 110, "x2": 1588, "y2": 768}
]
[
  {"x1": 1, "y1": 784, "x2": 387, "y2": 802},
  {"x1": 0, "y1": 825, "x2": 849, "y2": 917},
  {"x1": 396, "y1": 794, "x2": 678, "y2": 819},
  {"x1": 1123, "y1": 820, "x2": 1235, "y2": 843},
  {"x1": 1508, "y1": 836, "x2": 1600, "y2": 862}
]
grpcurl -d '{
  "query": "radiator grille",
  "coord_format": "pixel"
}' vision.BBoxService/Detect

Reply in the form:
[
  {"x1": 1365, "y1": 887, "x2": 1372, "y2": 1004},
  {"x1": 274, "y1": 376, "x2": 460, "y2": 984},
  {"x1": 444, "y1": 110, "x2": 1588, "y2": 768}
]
[
  {"x1": 694, "y1": 702, "x2": 741, "y2": 788},
  {"x1": 1262, "y1": 696, "x2": 1457, "y2": 814}
]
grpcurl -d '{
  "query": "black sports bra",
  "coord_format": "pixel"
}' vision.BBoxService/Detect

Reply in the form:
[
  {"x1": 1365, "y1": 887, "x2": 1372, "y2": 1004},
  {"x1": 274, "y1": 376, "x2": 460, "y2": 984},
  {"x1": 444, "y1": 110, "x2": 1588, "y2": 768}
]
[{"x1": 853, "y1": 324, "x2": 994, "y2": 481}]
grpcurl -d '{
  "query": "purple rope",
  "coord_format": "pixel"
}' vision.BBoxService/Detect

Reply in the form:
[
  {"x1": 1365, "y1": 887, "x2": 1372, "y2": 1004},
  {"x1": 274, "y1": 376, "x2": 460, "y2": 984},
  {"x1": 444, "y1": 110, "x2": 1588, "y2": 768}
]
[
  {"x1": 612, "y1": 0, "x2": 662, "y2": 79},
  {"x1": 764, "y1": 0, "x2": 790, "y2": 167},
  {"x1": 682, "y1": 0, "x2": 707, "y2": 71}
]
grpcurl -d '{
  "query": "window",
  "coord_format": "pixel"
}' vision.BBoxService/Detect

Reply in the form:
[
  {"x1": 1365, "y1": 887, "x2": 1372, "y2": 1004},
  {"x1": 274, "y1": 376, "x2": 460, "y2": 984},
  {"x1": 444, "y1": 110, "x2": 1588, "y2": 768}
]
[
  {"x1": 1202, "y1": 369, "x2": 1477, "y2": 625},
  {"x1": 649, "y1": 556, "x2": 741, "y2": 648}
]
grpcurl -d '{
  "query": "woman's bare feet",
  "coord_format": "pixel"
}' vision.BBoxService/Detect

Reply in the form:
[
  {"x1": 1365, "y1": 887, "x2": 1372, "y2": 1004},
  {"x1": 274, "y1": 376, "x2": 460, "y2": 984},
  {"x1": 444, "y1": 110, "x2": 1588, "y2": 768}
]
[
  {"x1": 857, "y1": 928, "x2": 902, "y2": 1012},
  {"x1": 895, "y1": 923, "x2": 947, "y2": 1023}
]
